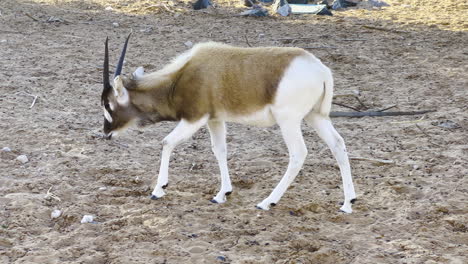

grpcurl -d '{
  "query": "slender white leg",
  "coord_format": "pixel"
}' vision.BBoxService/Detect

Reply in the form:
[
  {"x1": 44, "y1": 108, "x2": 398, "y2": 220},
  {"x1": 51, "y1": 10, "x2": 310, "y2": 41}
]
[
  {"x1": 257, "y1": 119, "x2": 308, "y2": 210},
  {"x1": 151, "y1": 116, "x2": 209, "y2": 199},
  {"x1": 207, "y1": 121, "x2": 233, "y2": 203},
  {"x1": 307, "y1": 113, "x2": 356, "y2": 213}
]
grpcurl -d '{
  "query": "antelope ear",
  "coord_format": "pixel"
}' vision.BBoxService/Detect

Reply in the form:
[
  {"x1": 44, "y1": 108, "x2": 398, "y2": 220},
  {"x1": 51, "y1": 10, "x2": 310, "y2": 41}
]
[
  {"x1": 132, "y1": 67, "x2": 145, "y2": 80},
  {"x1": 113, "y1": 76, "x2": 129, "y2": 105}
]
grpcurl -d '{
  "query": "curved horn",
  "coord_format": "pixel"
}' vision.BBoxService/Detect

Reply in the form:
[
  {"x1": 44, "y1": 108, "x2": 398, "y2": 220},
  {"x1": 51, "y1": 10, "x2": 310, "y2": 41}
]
[
  {"x1": 102, "y1": 37, "x2": 111, "y2": 104},
  {"x1": 114, "y1": 33, "x2": 131, "y2": 78}
]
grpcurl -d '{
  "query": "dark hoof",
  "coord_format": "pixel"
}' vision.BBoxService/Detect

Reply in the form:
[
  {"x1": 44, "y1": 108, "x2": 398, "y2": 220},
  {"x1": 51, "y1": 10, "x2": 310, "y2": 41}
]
[
  {"x1": 270, "y1": 203, "x2": 276, "y2": 207},
  {"x1": 225, "y1": 191, "x2": 232, "y2": 196},
  {"x1": 150, "y1": 195, "x2": 160, "y2": 200},
  {"x1": 162, "y1": 184, "x2": 168, "y2": 189},
  {"x1": 255, "y1": 205, "x2": 263, "y2": 210},
  {"x1": 210, "y1": 199, "x2": 218, "y2": 204},
  {"x1": 340, "y1": 199, "x2": 357, "y2": 205}
]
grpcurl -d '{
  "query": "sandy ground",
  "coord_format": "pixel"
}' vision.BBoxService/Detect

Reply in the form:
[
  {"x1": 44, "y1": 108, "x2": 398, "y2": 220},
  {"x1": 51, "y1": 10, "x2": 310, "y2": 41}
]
[{"x1": 0, "y1": 0, "x2": 467, "y2": 263}]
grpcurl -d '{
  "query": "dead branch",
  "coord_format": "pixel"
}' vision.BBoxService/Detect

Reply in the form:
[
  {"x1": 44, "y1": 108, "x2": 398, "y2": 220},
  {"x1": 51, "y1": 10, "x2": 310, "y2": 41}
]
[
  {"x1": 330, "y1": 110, "x2": 435, "y2": 118},
  {"x1": 362, "y1": 25, "x2": 408, "y2": 34},
  {"x1": 30, "y1": 95, "x2": 38, "y2": 108},
  {"x1": 24, "y1": 13, "x2": 39, "y2": 22},
  {"x1": 350, "y1": 156, "x2": 395, "y2": 164},
  {"x1": 16, "y1": 91, "x2": 39, "y2": 108},
  {"x1": 332, "y1": 102, "x2": 361, "y2": 112},
  {"x1": 303, "y1": 46, "x2": 337, "y2": 50},
  {"x1": 377, "y1": 104, "x2": 397, "y2": 112},
  {"x1": 244, "y1": 32, "x2": 252, "y2": 47},
  {"x1": 415, "y1": 124, "x2": 442, "y2": 147},
  {"x1": 341, "y1": 39, "x2": 368, "y2": 41}
]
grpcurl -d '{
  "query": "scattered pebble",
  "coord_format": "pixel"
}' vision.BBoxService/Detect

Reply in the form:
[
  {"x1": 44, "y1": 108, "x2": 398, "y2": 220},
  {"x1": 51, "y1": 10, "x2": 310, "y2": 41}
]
[
  {"x1": 413, "y1": 164, "x2": 420, "y2": 170},
  {"x1": 2, "y1": 147, "x2": 11, "y2": 152},
  {"x1": 216, "y1": 256, "x2": 226, "y2": 262},
  {"x1": 188, "y1": 246, "x2": 204, "y2": 254},
  {"x1": 0, "y1": 40, "x2": 6, "y2": 43},
  {"x1": 436, "y1": 120, "x2": 460, "y2": 129},
  {"x1": 51, "y1": 210, "x2": 62, "y2": 219},
  {"x1": 105, "y1": 6, "x2": 113, "y2": 11},
  {"x1": 184, "y1": 41, "x2": 193, "y2": 48},
  {"x1": 16, "y1": 155, "x2": 28, "y2": 164},
  {"x1": 98, "y1": 187, "x2": 107, "y2": 191},
  {"x1": 369, "y1": 0, "x2": 390, "y2": 7},
  {"x1": 80, "y1": 215, "x2": 94, "y2": 224},
  {"x1": 47, "y1": 16, "x2": 63, "y2": 23},
  {"x1": 239, "y1": 7, "x2": 269, "y2": 17},
  {"x1": 112, "y1": 22, "x2": 120, "y2": 27}
]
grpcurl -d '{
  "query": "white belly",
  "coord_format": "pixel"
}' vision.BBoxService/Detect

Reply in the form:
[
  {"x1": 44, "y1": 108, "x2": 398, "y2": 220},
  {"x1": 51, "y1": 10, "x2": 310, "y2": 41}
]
[{"x1": 216, "y1": 107, "x2": 276, "y2": 127}]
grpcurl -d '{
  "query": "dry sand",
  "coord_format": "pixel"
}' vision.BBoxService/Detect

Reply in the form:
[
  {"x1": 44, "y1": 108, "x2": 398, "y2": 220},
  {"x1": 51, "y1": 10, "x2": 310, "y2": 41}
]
[{"x1": 0, "y1": 0, "x2": 467, "y2": 263}]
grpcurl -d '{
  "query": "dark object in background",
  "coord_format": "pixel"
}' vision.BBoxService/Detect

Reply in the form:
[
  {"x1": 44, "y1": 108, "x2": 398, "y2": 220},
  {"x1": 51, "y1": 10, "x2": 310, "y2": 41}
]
[
  {"x1": 239, "y1": 6, "x2": 269, "y2": 16},
  {"x1": 288, "y1": 2, "x2": 333, "y2": 16},
  {"x1": 316, "y1": 5, "x2": 333, "y2": 15},
  {"x1": 193, "y1": 0, "x2": 212, "y2": 10},
  {"x1": 288, "y1": 0, "x2": 308, "y2": 3},
  {"x1": 273, "y1": 0, "x2": 292, "y2": 16},
  {"x1": 368, "y1": 0, "x2": 389, "y2": 7},
  {"x1": 320, "y1": 0, "x2": 332, "y2": 9},
  {"x1": 244, "y1": 0, "x2": 258, "y2": 7},
  {"x1": 332, "y1": 0, "x2": 357, "y2": 10}
]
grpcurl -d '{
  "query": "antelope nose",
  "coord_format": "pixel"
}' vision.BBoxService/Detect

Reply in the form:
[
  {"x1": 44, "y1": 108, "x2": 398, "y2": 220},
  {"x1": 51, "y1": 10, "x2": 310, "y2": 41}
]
[{"x1": 105, "y1": 132, "x2": 113, "y2": 140}]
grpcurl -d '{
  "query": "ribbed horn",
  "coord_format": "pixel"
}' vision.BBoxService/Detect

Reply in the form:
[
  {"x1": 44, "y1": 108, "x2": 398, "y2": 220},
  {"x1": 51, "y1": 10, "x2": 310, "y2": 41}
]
[
  {"x1": 114, "y1": 33, "x2": 131, "y2": 78},
  {"x1": 102, "y1": 37, "x2": 111, "y2": 104}
]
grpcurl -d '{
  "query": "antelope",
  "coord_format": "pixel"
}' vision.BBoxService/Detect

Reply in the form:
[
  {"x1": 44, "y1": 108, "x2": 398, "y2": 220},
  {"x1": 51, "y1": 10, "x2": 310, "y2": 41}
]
[{"x1": 101, "y1": 35, "x2": 356, "y2": 213}]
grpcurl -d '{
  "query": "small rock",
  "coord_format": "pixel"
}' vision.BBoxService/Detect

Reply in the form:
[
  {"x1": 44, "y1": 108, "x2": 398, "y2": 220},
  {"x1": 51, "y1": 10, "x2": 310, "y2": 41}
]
[
  {"x1": 368, "y1": 0, "x2": 389, "y2": 8},
  {"x1": 2, "y1": 147, "x2": 11, "y2": 152},
  {"x1": 436, "y1": 120, "x2": 460, "y2": 129},
  {"x1": 193, "y1": 0, "x2": 212, "y2": 10},
  {"x1": 105, "y1": 6, "x2": 113, "y2": 11},
  {"x1": 412, "y1": 164, "x2": 420, "y2": 170},
  {"x1": 51, "y1": 210, "x2": 62, "y2": 219},
  {"x1": 239, "y1": 7, "x2": 269, "y2": 17},
  {"x1": 184, "y1": 41, "x2": 194, "y2": 48},
  {"x1": 0, "y1": 40, "x2": 6, "y2": 43},
  {"x1": 80, "y1": 215, "x2": 94, "y2": 224},
  {"x1": 332, "y1": 0, "x2": 357, "y2": 10},
  {"x1": 216, "y1": 256, "x2": 227, "y2": 262},
  {"x1": 98, "y1": 187, "x2": 107, "y2": 191},
  {"x1": 274, "y1": 0, "x2": 291, "y2": 16},
  {"x1": 16, "y1": 155, "x2": 28, "y2": 164},
  {"x1": 188, "y1": 246, "x2": 204, "y2": 254},
  {"x1": 112, "y1": 22, "x2": 119, "y2": 27}
]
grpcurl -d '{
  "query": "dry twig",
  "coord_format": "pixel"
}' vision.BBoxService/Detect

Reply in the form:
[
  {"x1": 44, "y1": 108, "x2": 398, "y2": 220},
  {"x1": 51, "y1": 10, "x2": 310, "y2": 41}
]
[
  {"x1": 350, "y1": 156, "x2": 395, "y2": 165},
  {"x1": 332, "y1": 102, "x2": 361, "y2": 112},
  {"x1": 44, "y1": 187, "x2": 62, "y2": 202},
  {"x1": 415, "y1": 124, "x2": 442, "y2": 147},
  {"x1": 244, "y1": 33, "x2": 252, "y2": 47},
  {"x1": 24, "y1": 13, "x2": 39, "y2": 22},
  {"x1": 377, "y1": 104, "x2": 397, "y2": 112},
  {"x1": 303, "y1": 46, "x2": 337, "y2": 50},
  {"x1": 330, "y1": 110, "x2": 435, "y2": 118}
]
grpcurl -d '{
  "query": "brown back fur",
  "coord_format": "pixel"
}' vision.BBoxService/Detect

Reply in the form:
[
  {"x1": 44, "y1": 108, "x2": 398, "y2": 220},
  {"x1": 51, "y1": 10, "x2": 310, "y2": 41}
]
[{"x1": 127, "y1": 43, "x2": 307, "y2": 122}]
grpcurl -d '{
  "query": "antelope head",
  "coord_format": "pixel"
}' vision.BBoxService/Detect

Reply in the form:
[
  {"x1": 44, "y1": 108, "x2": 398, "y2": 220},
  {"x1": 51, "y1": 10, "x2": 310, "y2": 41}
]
[{"x1": 101, "y1": 35, "x2": 141, "y2": 139}]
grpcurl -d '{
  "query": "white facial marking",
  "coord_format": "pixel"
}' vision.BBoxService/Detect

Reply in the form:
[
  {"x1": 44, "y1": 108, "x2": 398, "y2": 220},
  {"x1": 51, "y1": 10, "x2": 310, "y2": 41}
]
[
  {"x1": 109, "y1": 102, "x2": 115, "y2": 111},
  {"x1": 103, "y1": 107, "x2": 113, "y2": 123}
]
